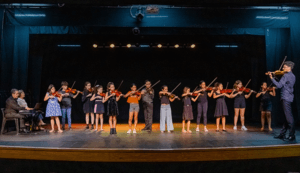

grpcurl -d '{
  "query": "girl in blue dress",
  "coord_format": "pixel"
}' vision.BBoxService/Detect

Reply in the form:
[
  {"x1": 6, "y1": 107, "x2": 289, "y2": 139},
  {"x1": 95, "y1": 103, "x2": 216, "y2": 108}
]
[
  {"x1": 44, "y1": 84, "x2": 63, "y2": 133},
  {"x1": 90, "y1": 85, "x2": 106, "y2": 131}
]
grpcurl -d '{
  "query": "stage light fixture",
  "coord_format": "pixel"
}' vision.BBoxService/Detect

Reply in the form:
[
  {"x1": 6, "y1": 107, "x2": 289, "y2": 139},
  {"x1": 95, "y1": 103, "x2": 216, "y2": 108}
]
[
  {"x1": 174, "y1": 44, "x2": 179, "y2": 48},
  {"x1": 157, "y1": 44, "x2": 162, "y2": 48},
  {"x1": 110, "y1": 44, "x2": 115, "y2": 48},
  {"x1": 127, "y1": 44, "x2": 131, "y2": 48},
  {"x1": 136, "y1": 7, "x2": 144, "y2": 22},
  {"x1": 191, "y1": 44, "x2": 195, "y2": 48},
  {"x1": 93, "y1": 44, "x2": 98, "y2": 48},
  {"x1": 132, "y1": 27, "x2": 140, "y2": 35}
]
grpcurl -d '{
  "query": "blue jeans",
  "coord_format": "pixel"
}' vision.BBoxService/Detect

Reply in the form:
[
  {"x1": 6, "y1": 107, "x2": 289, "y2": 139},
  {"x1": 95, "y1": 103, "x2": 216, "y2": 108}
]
[
  {"x1": 160, "y1": 104, "x2": 174, "y2": 131},
  {"x1": 61, "y1": 107, "x2": 72, "y2": 128}
]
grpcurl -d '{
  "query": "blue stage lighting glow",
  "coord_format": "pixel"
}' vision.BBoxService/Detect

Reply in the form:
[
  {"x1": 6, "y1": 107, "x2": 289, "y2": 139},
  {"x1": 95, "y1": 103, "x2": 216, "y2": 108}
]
[
  {"x1": 15, "y1": 14, "x2": 46, "y2": 17},
  {"x1": 140, "y1": 45, "x2": 150, "y2": 47},
  {"x1": 57, "y1": 45, "x2": 81, "y2": 47},
  {"x1": 256, "y1": 16, "x2": 288, "y2": 20},
  {"x1": 215, "y1": 45, "x2": 238, "y2": 48},
  {"x1": 146, "y1": 16, "x2": 168, "y2": 18}
]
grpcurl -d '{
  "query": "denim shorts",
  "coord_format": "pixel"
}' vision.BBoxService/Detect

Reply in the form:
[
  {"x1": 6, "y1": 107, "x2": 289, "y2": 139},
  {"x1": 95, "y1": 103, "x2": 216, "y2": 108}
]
[{"x1": 129, "y1": 103, "x2": 139, "y2": 112}]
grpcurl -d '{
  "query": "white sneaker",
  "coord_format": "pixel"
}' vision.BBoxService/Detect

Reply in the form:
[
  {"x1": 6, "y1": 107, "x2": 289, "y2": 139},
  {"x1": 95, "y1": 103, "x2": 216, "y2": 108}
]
[
  {"x1": 204, "y1": 128, "x2": 208, "y2": 132},
  {"x1": 233, "y1": 126, "x2": 237, "y2": 130},
  {"x1": 241, "y1": 126, "x2": 248, "y2": 131},
  {"x1": 133, "y1": 129, "x2": 137, "y2": 134},
  {"x1": 196, "y1": 127, "x2": 200, "y2": 132},
  {"x1": 127, "y1": 129, "x2": 132, "y2": 134}
]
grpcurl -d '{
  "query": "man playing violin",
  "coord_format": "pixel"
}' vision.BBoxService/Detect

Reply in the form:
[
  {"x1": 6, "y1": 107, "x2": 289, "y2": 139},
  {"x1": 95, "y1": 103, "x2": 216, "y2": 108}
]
[
  {"x1": 267, "y1": 61, "x2": 296, "y2": 141},
  {"x1": 141, "y1": 80, "x2": 154, "y2": 131}
]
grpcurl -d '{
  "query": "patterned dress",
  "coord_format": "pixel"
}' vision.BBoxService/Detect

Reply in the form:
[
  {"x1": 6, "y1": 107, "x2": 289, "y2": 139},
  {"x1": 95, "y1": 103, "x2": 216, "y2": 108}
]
[
  {"x1": 46, "y1": 93, "x2": 62, "y2": 117},
  {"x1": 94, "y1": 94, "x2": 105, "y2": 114}
]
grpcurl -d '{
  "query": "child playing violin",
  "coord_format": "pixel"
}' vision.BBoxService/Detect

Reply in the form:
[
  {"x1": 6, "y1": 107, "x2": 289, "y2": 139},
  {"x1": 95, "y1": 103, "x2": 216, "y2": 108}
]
[
  {"x1": 123, "y1": 83, "x2": 142, "y2": 134},
  {"x1": 182, "y1": 87, "x2": 194, "y2": 133},
  {"x1": 230, "y1": 80, "x2": 254, "y2": 131},
  {"x1": 106, "y1": 82, "x2": 123, "y2": 134},
  {"x1": 60, "y1": 81, "x2": 80, "y2": 130},
  {"x1": 256, "y1": 82, "x2": 276, "y2": 131},
  {"x1": 44, "y1": 84, "x2": 63, "y2": 133},
  {"x1": 192, "y1": 80, "x2": 214, "y2": 132},
  {"x1": 90, "y1": 85, "x2": 106, "y2": 131},
  {"x1": 159, "y1": 85, "x2": 178, "y2": 133},
  {"x1": 82, "y1": 81, "x2": 95, "y2": 130},
  {"x1": 213, "y1": 82, "x2": 231, "y2": 132}
]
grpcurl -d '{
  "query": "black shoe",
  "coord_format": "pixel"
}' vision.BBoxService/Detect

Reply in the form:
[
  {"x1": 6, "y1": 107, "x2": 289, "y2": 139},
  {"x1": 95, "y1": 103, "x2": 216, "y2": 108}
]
[
  {"x1": 86, "y1": 125, "x2": 89, "y2": 130},
  {"x1": 62, "y1": 126, "x2": 65, "y2": 130},
  {"x1": 216, "y1": 130, "x2": 220, "y2": 132},
  {"x1": 141, "y1": 128, "x2": 147, "y2": 131},
  {"x1": 274, "y1": 134, "x2": 285, "y2": 139},
  {"x1": 222, "y1": 129, "x2": 227, "y2": 132},
  {"x1": 113, "y1": 128, "x2": 117, "y2": 134},
  {"x1": 91, "y1": 124, "x2": 94, "y2": 130},
  {"x1": 284, "y1": 136, "x2": 296, "y2": 141},
  {"x1": 110, "y1": 128, "x2": 113, "y2": 135}
]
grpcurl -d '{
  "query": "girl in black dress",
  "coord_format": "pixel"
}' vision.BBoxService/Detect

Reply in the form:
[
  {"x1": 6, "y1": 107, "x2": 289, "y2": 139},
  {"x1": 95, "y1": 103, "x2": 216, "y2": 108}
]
[
  {"x1": 213, "y1": 82, "x2": 231, "y2": 132},
  {"x1": 230, "y1": 80, "x2": 254, "y2": 131},
  {"x1": 90, "y1": 85, "x2": 106, "y2": 131},
  {"x1": 182, "y1": 87, "x2": 194, "y2": 133},
  {"x1": 82, "y1": 81, "x2": 95, "y2": 130},
  {"x1": 105, "y1": 82, "x2": 123, "y2": 134},
  {"x1": 256, "y1": 82, "x2": 276, "y2": 131}
]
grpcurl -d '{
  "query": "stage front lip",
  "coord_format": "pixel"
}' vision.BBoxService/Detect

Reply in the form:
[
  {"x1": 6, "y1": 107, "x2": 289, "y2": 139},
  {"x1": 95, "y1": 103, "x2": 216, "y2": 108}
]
[{"x1": 0, "y1": 144, "x2": 300, "y2": 162}]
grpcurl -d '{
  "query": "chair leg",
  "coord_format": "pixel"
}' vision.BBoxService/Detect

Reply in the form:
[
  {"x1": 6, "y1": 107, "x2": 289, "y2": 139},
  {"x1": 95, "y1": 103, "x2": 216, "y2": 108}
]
[
  {"x1": 15, "y1": 118, "x2": 19, "y2": 135},
  {"x1": 1, "y1": 119, "x2": 6, "y2": 135}
]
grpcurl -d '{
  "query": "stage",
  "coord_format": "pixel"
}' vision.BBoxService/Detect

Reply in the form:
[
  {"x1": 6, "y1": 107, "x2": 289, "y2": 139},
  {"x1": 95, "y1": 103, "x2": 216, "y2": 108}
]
[{"x1": 0, "y1": 123, "x2": 299, "y2": 162}]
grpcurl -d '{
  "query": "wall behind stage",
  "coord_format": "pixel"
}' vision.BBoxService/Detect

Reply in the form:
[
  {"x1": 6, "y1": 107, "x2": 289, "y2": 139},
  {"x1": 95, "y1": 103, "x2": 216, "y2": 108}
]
[{"x1": 29, "y1": 34, "x2": 266, "y2": 124}]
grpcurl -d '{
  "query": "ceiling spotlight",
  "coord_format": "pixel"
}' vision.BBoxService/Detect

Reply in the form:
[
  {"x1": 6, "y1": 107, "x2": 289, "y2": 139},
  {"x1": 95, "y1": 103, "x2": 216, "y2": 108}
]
[
  {"x1": 127, "y1": 44, "x2": 131, "y2": 48},
  {"x1": 132, "y1": 27, "x2": 140, "y2": 35},
  {"x1": 174, "y1": 44, "x2": 179, "y2": 48},
  {"x1": 93, "y1": 44, "x2": 98, "y2": 48},
  {"x1": 157, "y1": 44, "x2": 162, "y2": 48},
  {"x1": 191, "y1": 44, "x2": 195, "y2": 48},
  {"x1": 110, "y1": 44, "x2": 115, "y2": 48}
]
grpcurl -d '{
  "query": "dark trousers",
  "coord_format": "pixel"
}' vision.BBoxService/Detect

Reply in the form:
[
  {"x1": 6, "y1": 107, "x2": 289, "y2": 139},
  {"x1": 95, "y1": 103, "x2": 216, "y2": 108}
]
[
  {"x1": 197, "y1": 102, "x2": 208, "y2": 125},
  {"x1": 143, "y1": 102, "x2": 153, "y2": 130},
  {"x1": 5, "y1": 113, "x2": 26, "y2": 128},
  {"x1": 280, "y1": 100, "x2": 295, "y2": 137}
]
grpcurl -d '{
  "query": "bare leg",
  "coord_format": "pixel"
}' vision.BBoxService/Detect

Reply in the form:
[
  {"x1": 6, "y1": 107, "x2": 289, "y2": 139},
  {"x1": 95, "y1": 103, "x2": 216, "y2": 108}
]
[
  {"x1": 50, "y1": 117, "x2": 55, "y2": 132},
  {"x1": 187, "y1": 121, "x2": 191, "y2": 133},
  {"x1": 234, "y1": 108, "x2": 239, "y2": 127},
  {"x1": 182, "y1": 120, "x2": 186, "y2": 132},
  {"x1": 134, "y1": 111, "x2": 138, "y2": 129},
  {"x1": 55, "y1": 117, "x2": 63, "y2": 133},
  {"x1": 216, "y1": 117, "x2": 220, "y2": 130},
  {"x1": 222, "y1": 116, "x2": 226, "y2": 130},
  {"x1": 91, "y1": 113, "x2": 95, "y2": 125},
  {"x1": 100, "y1": 114, "x2": 103, "y2": 130},
  {"x1": 113, "y1": 116, "x2": 117, "y2": 128},
  {"x1": 128, "y1": 112, "x2": 133, "y2": 129},
  {"x1": 261, "y1": 111, "x2": 266, "y2": 131},
  {"x1": 266, "y1": 111, "x2": 272, "y2": 131},
  {"x1": 240, "y1": 108, "x2": 245, "y2": 126},
  {"x1": 95, "y1": 114, "x2": 99, "y2": 130},
  {"x1": 109, "y1": 116, "x2": 112, "y2": 128},
  {"x1": 85, "y1": 113, "x2": 89, "y2": 125}
]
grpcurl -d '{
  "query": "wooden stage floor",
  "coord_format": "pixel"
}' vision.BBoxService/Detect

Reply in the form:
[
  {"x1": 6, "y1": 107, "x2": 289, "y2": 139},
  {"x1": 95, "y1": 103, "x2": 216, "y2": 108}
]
[{"x1": 0, "y1": 123, "x2": 299, "y2": 162}]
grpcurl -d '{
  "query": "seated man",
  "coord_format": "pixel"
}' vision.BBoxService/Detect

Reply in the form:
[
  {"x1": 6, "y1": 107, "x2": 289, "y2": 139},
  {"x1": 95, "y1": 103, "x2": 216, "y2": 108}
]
[
  {"x1": 17, "y1": 90, "x2": 45, "y2": 130},
  {"x1": 5, "y1": 89, "x2": 31, "y2": 133}
]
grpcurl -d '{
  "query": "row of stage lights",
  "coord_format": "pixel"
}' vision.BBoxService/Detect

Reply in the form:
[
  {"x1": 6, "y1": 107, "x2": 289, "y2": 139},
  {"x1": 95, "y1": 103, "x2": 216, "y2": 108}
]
[{"x1": 92, "y1": 43, "x2": 196, "y2": 48}]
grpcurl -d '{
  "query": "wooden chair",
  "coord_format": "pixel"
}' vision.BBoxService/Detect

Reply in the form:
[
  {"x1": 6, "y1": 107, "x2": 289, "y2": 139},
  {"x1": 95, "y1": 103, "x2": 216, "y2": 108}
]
[{"x1": 1, "y1": 108, "x2": 20, "y2": 135}]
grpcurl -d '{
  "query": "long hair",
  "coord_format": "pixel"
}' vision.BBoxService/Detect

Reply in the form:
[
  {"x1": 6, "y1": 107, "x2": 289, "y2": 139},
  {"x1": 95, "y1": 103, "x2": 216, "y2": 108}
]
[
  {"x1": 107, "y1": 82, "x2": 114, "y2": 91},
  {"x1": 233, "y1": 80, "x2": 242, "y2": 89},
  {"x1": 161, "y1": 85, "x2": 167, "y2": 91},
  {"x1": 95, "y1": 85, "x2": 103, "y2": 94},
  {"x1": 84, "y1": 81, "x2": 91, "y2": 91},
  {"x1": 47, "y1": 84, "x2": 55, "y2": 94},
  {"x1": 183, "y1": 86, "x2": 190, "y2": 94}
]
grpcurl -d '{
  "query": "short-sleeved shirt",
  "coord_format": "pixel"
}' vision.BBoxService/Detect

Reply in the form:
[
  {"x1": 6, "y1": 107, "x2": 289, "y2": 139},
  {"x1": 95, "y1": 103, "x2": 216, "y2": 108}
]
[{"x1": 60, "y1": 90, "x2": 74, "y2": 108}]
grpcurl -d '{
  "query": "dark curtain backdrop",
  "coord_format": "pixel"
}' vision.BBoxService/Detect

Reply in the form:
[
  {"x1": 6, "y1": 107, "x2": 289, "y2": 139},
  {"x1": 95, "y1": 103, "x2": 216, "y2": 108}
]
[{"x1": 0, "y1": 7, "x2": 300, "y2": 125}]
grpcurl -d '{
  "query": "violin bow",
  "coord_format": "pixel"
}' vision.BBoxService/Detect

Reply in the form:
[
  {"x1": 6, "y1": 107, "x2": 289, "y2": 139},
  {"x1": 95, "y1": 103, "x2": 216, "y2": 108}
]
[
  {"x1": 192, "y1": 86, "x2": 198, "y2": 93},
  {"x1": 137, "y1": 84, "x2": 146, "y2": 91},
  {"x1": 241, "y1": 79, "x2": 251, "y2": 92},
  {"x1": 93, "y1": 80, "x2": 97, "y2": 87},
  {"x1": 70, "y1": 81, "x2": 76, "y2": 90},
  {"x1": 116, "y1": 80, "x2": 124, "y2": 91},
  {"x1": 225, "y1": 82, "x2": 228, "y2": 90},
  {"x1": 148, "y1": 80, "x2": 161, "y2": 90},
  {"x1": 206, "y1": 77, "x2": 218, "y2": 89},
  {"x1": 170, "y1": 82, "x2": 181, "y2": 94},
  {"x1": 279, "y1": 56, "x2": 287, "y2": 71}
]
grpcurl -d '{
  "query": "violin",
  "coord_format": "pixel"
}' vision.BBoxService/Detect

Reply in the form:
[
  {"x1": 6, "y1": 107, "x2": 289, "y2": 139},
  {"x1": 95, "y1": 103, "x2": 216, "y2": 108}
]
[
  {"x1": 111, "y1": 90, "x2": 122, "y2": 97},
  {"x1": 265, "y1": 70, "x2": 287, "y2": 76},
  {"x1": 129, "y1": 91, "x2": 141, "y2": 96},
  {"x1": 235, "y1": 87, "x2": 256, "y2": 94},
  {"x1": 66, "y1": 88, "x2": 82, "y2": 94},
  {"x1": 160, "y1": 92, "x2": 180, "y2": 100},
  {"x1": 51, "y1": 91, "x2": 61, "y2": 97},
  {"x1": 261, "y1": 87, "x2": 275, "y2": 92},
  {"x1": 100, "y1": 93, "x2": 106, "y2": 97},
  {"x1": 220, "y1": 89, "x2": 233, "y2": 94}
]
